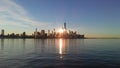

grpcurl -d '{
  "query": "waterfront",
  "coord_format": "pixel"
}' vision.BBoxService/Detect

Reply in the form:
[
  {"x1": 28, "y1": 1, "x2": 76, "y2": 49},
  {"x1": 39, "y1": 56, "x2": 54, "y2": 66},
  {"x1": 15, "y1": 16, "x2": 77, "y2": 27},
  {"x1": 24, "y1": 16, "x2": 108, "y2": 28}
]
[{"x1": 0, "y1": 39, "x2": 120, "y2": 68}]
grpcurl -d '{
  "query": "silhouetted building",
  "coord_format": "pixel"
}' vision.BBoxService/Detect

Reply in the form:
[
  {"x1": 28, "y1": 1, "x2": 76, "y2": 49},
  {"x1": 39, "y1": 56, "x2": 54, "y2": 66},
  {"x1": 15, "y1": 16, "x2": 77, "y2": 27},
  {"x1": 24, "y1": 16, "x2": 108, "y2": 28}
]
[
  {"x1": 34, "y1": 28, "x2": 38, "y2": 38},
  {"x1": 22, "y1": 32, "x2": 26, "y2": 38},
  {"x1": 47, "y1": 30, "x2": 50, "y2": 36},
  {"x1": 64, "y1": 22, "x2": 66, "y2": 29},
  {"x1": 53, "y1": 28, "x2": 56, "y2": 34},
  {"x1": 10, "y1": 33, "x2": 15, "y2": 38},
  {"x1": 41, "y1": 30, "x2": 45, "y2": 36},
  {"x1": 23, "y1": 32, "x2": 26, "y2": 36},
  {"x1": 1, "y1": 29, "x2": 4, "y2": 38},
  {"x1": 1, "y1": 29, "x2": 4, "y2": 36},
  {"x1": 0, "y1": 22, "x2": 85, "y2": 39},
  {"x1": 16, "y1": 34, "x2": 19, "y2": 37}
]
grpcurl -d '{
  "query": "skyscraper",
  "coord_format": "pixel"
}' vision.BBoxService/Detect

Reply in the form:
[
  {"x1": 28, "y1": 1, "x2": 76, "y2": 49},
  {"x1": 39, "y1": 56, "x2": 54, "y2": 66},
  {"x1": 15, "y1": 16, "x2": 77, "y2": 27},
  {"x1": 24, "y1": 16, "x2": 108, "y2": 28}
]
[
  {"x1": 34, "y1": 28, "x2": 38, "y2": 38},
  {"x1": 64, "y1": 22, "x2": 66, "y2": 30},
  {"x1": 1, "y1": 29, "x2": 4, "y2": 36},
  {"x1": 47, "y1": 30, "x2": 50, "y2": 36},
  {"x1": 41, "y1": 30, "x2": 45, "y2": 36}
]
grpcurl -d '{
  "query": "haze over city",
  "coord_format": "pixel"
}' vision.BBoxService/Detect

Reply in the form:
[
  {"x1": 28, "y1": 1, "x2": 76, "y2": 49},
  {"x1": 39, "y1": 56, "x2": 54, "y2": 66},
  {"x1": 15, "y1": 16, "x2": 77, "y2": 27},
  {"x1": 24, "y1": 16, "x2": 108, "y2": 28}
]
[{"x1": 0, "y1": 0, "x2": 120, "y2": 37}]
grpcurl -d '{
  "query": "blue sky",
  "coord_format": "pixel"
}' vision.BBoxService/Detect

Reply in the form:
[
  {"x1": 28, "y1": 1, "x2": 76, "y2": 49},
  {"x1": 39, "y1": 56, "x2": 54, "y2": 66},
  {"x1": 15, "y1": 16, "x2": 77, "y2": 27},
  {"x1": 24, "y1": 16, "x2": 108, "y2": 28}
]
[{"x1": 0, "y1": 0, "x2": 120, "y2": 37}]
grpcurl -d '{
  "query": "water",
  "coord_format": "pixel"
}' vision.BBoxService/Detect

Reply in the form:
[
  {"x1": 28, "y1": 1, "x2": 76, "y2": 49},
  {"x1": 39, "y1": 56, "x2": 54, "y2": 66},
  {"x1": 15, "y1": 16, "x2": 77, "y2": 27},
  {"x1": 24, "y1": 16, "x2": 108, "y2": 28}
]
[{"x1": 0, "y1": 39, "x2": 120, "y2": 68}]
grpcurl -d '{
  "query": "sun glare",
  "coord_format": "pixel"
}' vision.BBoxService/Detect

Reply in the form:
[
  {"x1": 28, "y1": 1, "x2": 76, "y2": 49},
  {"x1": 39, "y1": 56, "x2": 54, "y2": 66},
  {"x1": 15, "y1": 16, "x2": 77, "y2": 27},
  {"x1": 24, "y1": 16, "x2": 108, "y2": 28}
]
[{"x1": 59, "y1": 28, "x2": 64, "y2": 33}]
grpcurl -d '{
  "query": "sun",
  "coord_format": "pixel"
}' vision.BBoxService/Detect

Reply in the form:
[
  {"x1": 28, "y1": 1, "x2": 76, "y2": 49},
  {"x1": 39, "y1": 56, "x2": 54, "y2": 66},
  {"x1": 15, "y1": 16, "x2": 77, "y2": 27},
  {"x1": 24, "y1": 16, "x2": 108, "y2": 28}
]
[{"x1": 59, "y1": 28, "x2": 64, "y2": 33}]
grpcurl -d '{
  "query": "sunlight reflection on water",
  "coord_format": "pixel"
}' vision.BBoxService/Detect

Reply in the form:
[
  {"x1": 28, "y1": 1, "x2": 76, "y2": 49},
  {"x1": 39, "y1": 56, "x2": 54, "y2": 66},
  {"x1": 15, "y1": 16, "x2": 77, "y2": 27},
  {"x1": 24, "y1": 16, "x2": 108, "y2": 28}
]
[{"x1": 0, "y1": 39, "x2": 120, "y2": 68}]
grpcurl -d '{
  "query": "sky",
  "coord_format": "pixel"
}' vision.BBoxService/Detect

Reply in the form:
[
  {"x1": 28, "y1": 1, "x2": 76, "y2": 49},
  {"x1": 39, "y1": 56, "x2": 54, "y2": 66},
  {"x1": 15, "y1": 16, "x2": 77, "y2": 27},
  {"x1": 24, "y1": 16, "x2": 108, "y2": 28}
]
[{"x1": 0, "y1": 0, "x2": 120, "y2": 37}]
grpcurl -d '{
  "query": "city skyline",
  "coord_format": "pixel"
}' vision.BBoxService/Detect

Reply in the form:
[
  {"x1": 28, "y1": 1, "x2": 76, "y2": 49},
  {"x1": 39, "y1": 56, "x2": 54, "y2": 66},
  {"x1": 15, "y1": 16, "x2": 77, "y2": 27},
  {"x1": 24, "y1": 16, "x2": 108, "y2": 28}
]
[
  {"x1": 0, "y1": 0, "x2": 120, "y2": 37},
  {"x1": 0, "y1": 23, "x2": 85, "y2": 39}
]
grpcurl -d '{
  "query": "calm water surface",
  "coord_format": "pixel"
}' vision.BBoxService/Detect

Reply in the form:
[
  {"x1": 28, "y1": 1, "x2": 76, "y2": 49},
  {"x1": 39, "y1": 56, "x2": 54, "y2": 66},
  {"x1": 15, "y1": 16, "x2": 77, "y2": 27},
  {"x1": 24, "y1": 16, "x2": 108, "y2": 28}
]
[{"x1": 0, "y1": 39, "x2": 120, "y2": 68}]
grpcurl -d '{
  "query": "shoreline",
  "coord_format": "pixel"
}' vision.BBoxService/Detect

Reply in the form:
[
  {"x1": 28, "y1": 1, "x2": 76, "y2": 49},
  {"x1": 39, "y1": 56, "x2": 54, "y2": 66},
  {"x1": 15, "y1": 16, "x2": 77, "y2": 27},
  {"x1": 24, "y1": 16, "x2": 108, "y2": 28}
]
[{"x1": 0, "y1": 37, "x2": 120, "y2": 39}]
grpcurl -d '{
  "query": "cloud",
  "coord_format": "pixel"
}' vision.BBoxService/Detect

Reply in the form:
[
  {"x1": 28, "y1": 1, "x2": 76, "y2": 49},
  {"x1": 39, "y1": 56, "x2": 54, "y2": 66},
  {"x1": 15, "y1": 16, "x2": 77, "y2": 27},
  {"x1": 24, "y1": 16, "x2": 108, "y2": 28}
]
[{"x1": 0, "y1": 0, "x2": 49, "y2": 29}]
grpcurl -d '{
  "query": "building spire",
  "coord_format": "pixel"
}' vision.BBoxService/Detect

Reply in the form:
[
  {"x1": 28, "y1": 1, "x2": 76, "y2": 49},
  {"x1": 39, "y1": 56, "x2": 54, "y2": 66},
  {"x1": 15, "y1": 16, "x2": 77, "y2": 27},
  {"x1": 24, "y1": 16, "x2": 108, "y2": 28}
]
[{"x1": 64, "y1": 21, "x2": 66, "y2": 30}]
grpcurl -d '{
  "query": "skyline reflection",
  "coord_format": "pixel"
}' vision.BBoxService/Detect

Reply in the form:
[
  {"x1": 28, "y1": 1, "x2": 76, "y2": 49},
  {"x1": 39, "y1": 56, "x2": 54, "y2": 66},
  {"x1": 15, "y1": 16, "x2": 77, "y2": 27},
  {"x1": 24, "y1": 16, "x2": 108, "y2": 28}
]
[
  {"x1": 0, "y1": 39, "x2": 84, "y2": 56},
  {"x1": 0, "y1": 39, "x2": 120, "y2": 68},
  {"x1": 1, "y1": 39, "x2": 4, "y2": 50}
]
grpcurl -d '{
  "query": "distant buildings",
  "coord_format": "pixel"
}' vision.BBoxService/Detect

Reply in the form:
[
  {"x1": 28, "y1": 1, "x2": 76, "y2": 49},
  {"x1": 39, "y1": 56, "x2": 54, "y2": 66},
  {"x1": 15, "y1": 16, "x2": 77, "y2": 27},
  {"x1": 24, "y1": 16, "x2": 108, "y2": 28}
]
[
  {"x1": 1, "y1": 29, "x2": 4, "y2": 38},
  {"x1": 1, "y1": 29, "x2": 4, "y2": 36},
  {"x1": 41, "y1": 30, "x2": 46, "y2": 38},
  {"x1": 47, "y1": 30, "x2": 50, "y2": 37},
  {"x1": 0, "y1": 22, "x2": 85, "y2": 39},
  {"x1": 21, "y1": 32, "x2": 26, "y2": 38}
]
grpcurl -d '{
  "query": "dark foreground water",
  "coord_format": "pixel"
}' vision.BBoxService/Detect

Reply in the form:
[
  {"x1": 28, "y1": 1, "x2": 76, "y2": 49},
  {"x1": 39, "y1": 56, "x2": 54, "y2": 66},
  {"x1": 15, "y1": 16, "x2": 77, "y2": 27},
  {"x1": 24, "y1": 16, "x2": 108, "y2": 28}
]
[{"x1": 0, "y1": 39, "x2": 120, "y2": 68}]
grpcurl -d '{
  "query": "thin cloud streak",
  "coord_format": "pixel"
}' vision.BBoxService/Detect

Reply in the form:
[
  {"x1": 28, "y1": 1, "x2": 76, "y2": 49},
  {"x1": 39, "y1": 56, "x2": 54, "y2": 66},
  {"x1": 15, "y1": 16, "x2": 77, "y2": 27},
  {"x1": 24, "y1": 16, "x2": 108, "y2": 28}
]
[{"x1": 0, "y1": 0, "x2": 49, "y2": 29}]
